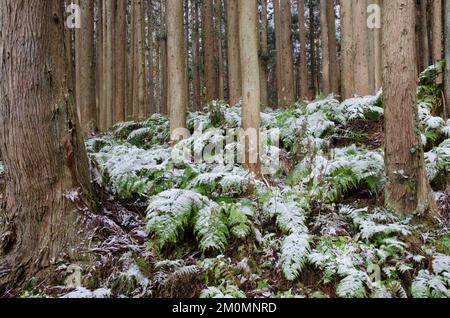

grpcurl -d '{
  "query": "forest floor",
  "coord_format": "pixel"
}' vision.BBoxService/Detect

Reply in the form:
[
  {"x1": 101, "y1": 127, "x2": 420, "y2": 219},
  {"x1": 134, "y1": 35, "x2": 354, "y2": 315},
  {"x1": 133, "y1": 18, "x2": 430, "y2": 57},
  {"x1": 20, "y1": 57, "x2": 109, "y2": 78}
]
[{"x1": 1, "y1": 64, "x2": 450, "y2": 299}]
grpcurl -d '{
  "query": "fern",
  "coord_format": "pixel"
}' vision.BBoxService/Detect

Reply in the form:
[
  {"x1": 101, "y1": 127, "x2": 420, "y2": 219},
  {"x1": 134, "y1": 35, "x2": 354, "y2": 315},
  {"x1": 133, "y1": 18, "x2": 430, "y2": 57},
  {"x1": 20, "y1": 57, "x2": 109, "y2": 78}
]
[
  {"x1": 336, "y1": 270, "x2": 368, "y2": 298},
  {"x1": 113, "y1": 121, "x2": 142, "y2": 140},
  {"x1": 194, "y1": 203, "x2": 229, "y2": 253},
  {"x1": 262, "y1": 191, "x2": 311, "y2": 280},
  {"x1": 92, "y1": 144, "x2": 172, "y2": 198},
  {"x1": 146, "y1": 189, "x2": 209, "y2": 250},
  {"x1": 126, "y1": 127, "x2": 152, "y2": 147},
  {"x1": 425, "y1": 138, "x2": 450, "y2": 181},
  {"x1": 340, "y1": 206, "x2": 411, "y2": 241},
  {"x1": 200, "y1": 285, "x2": 246, "y2": 298},
  {"x1": 411, "y1": 270, "x2": 450, "y2": 298},
  {"x1": 226, "y1": 202, "x2": 254, "y2": 240},
  {"x1": 280, "y1": 232, "x2": 311, "y2": 281}
]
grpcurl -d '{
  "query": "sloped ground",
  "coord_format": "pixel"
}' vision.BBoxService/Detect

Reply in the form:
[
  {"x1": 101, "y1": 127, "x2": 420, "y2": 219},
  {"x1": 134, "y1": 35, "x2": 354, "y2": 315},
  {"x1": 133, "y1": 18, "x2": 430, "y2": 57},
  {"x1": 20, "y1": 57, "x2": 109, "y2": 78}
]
[{"x1": 3, "y1": 64, "x2": 450, "y2": 298}]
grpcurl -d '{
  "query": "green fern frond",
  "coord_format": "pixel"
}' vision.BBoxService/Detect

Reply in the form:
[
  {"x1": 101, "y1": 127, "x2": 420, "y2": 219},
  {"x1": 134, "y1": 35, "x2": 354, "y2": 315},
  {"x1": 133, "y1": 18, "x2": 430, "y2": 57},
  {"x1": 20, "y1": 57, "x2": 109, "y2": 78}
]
[
  {"x1": 194, "y1": 203, "x2": 229, "y2": 253},
  {"x1": 146, "y1": 189, "x2": 209, "y2": 250},
  {"x1": 336, "y1": 271, "x2": 368, "y2": 298},
  {"x1": 280, "y1": 232, "x2": 311, "y2": 281}
]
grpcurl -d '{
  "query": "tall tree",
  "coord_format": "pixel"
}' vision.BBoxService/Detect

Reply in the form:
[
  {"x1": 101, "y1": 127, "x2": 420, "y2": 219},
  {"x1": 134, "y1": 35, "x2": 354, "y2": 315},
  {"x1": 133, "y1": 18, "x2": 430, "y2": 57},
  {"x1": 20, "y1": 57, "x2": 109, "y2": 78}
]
[
  {"x1": 115, "y1": 0, "x2": 127, "y2": 123},
  {"x1": 372, "y1": 0, "x2": 383, "y2": 92},
  {"x1": 320, "y1": 0, "x2": 330, "y2": 95},
  {"x1": 75, "y1": 0, "x2": 97, "y2": 134},
  {"x1": 192, "y1": 0, "x2": 202, "y2": 111},
  {"x1": 131, "y1": 0, "x2": 147, "y2": 118},
  {"x1": 353, "y1": 0, "x2": 370, "y2": 96},
  {"x1": 239, "y1": 0, "x2": 261, "y2": 176},
  {"x1": 340, "y1": 0, "x2": 355, "y2": 99},
  {"x1": 383, "y1": 0, "x2": 437, "y2": 216},
  {"x1": 0, "y1": 0, "x2": 94, "y2": 287},
  {"x1": 259, "y1": 0, "x2": 269, "y2": 107},
  {"x1": 274, "y1": 0, "x2": 295, "y2": 108},
  {"x1": 204, "y1": 0, "x2": 219, "y2": 102},
  {"x1": 297, "y1": 0, "x2": 308, "y2": 100},
  {"x1": 326, "y1": 0, "x2": 338, "y2": 94},
  {"x1": 308, "y1": 0, "x2": 318, "y2": 98},
  {"x1": 160, "y1": 0, "x2": 168, "y2": 114},
  {"x1": 445, "y1": 0, "x2": 450, "y2": 114},
  {"x1": 432, "y1": 0, "x2": 443, "y2": 83},
  {"x1": 216, "y1": 0, "x2": 225, "y2": 100},
  {"x1": 420, "y1": 0, "x2": 430, "y2": 68},
  {"x1": 227, "y1": 0, "x2": 241, "y2": 106},
  {"x1": 167, "y1": 0, "x2": 188, "y2": 137}
]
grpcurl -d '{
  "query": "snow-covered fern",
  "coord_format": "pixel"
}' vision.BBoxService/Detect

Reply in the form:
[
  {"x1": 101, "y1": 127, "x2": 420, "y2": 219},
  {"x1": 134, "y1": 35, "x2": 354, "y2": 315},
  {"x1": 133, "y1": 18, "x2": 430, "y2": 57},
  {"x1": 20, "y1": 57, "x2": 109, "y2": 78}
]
[
  {"x1": 200, "y1": 285, "x2": 246, "y2": 298},
  {"x1": 262, "y1": 190, "x2": 311, "y2": 280},
  {"x1": 146, "y1": 189, "x2": 209, "y2": 250}
]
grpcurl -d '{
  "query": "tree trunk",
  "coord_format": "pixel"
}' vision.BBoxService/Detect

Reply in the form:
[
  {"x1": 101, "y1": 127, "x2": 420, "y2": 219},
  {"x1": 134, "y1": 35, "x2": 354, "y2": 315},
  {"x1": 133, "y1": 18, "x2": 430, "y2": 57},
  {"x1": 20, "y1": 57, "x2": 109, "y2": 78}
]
[
  {"x1": 160, "y1": 0, "x2": 168, "y2": 115},
  {"x1": 75, "y1": 0, "x2": 97, "y2": 134},
  {"x1": 274, "y1": 0, "x2": 295, "y2": 108},
  {"x1": 227, "y1": 0, "x2": 241, "y2": 106},
  {"x1": 216, "y1": 0, "x2": 225, "y2": 100},
  {"x1": 297, "y1": 0, "x2": 308, "y2": 100},
  {"x1": 0, "y1": 0, "x2": 94, "y2": 288},
  {"x1": 192, "y1": 0, "x2": 202, "y2": 111},
  {"x1": 432, "y1": 0, "x2": 443, "y2": 83},
  {"x1": 204, "y1": 0, "x2": 219, "y2": 102},
  {"x1": 167, "y1": 0, "x2": 188, "y2": 138},
  {"x1": 105, "y1": 0, "x2": 115, "y2": 128},
  {"x1": 137, "y1": 0, "x2": 147, "y2": 118},
  {"x1": 147, "y1": 0, "x2": 156, "y2": 115},
  {"x1": 353, "y1": 0, "x2": 370, "y2": 96},
  {"x1": 420, "y1": 0, "x2": 430, "y2": 68},
  {"x1": 326, "y1": 0, "x2": 339, "y2": 95},
  {"x1": 340, "y1": 0, "x2": 355, "y2": 99},
  {"x1": 115, "y1": 0, "x2": 127, "y2": 123},
  {"x1": 320, "y1": 0, "x2": 330, "y2": 95},
  {"x1": 445, "y1": 0, "x2": 450, "y2": 114},
  {"x1": 309, "y1": 0, "x2": 318, "y2": 99},
  {"x1": 239, "y1": 0, "x2": 261, "y2": 176},
  {"x1": 259, "y1": 0, "x2": 269, "y2": 107},
  {"x1": 372, "y1": 0, "x2": 382, "y2": 92},
  {"x1": 383, "y1": 0, "x2": 437, "y2": 216}
]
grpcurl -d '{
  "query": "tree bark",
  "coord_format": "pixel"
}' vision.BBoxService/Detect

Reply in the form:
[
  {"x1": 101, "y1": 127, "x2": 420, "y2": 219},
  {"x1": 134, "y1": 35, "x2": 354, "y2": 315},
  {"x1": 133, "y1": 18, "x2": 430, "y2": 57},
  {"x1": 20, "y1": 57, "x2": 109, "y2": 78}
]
[
  {"x1": 259, "y1": 0, "x2": 269, "y2": 107},
  {"x1": 167, "y1": 0, "x2": 188, "y2": 138},
  {"x1": 160, "y1": 0, "x2": 168, "y2": 115},
  {"x1": 420, "y1": 0, "x2": 430, "y2": 68},
  {"x1": 216, "y1": 0, "x2": 225, "y2": 100},
  {"x1": 274, "y1": 0, "x2": 295, "y2": 108},
  {"x1": 239, "y1": 0, "x2": 261, "y2": 176},
  {"x1": 320, "y1": 0, "x2": 330, "y2": 95},
  {"x1": 227, "y1": 0, "x2": 241, "y2": 106},
  {"x1": 353, "y1": 0, "x2": 370, "y2": 96},
  {"x1": 204, "y1": 0, "x2": 219, "y2": 102},
  {"x1": 372, "y1": 0, "x2": 382, "y2": 92},
  {"x1": 326, "y1": 0, "x2": 339, "y2": 95},
  {"x1": 445, "y1": 0, "x2": 450, "y2": 114},
  {"x1": 432, "y1": 0, "x2": 443, "y2": 83},
  {"x1": 340, "y1": 0, "x2": 355, "y2": 99},
  {"x1": 0, "y1": 0, "x2": 94, "y2": 289},
  {"x1": 192, "y1": 0, "x2": 202, "y2": 111},
  {"x1": 309, "y1": 0, "x2": 318, "y2": 99},
  {"x1": 75, "y1": 0, "x2": 97, "y2": 134},
  {"x1": 297, "y1": 0, "x2": 308, "y2": 100},
  {"x1": 383, "y1": 0, "x2": 437, "y2": 216}
]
